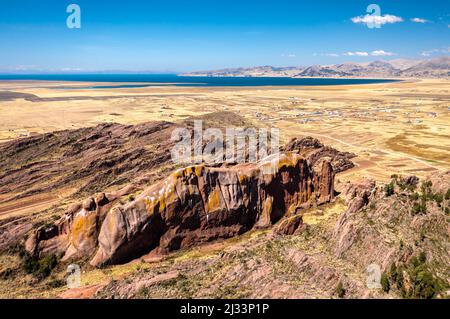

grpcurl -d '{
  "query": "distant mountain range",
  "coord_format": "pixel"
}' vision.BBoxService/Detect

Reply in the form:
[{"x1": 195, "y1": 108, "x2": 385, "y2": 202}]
[{"x1": 181, "y1": 56, "x2": 450, "y2": 79}]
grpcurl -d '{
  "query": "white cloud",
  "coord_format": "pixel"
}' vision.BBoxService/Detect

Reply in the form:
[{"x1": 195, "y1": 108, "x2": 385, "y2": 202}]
[
  {"x1": 344, "y1": 51, "x2": 369, "y2": 57},
  {"x1": 351, "y1": 14, "x2": 403, "y2": 27},
  {"x1": 420, "y1": 48, "x2": 450, "y2": 57},
  {"x1": 371, "y1": 50, "x2": 395, "y2": 56},
  {"x1": 411, "y1": 18, "x2": 429, "y2": 23},
  {"x1": 281, "y1": 53, "x2": 296, "y2": 58},
  {"x1": 320, "y1": 53, "x2": 340, "y2": 57}
]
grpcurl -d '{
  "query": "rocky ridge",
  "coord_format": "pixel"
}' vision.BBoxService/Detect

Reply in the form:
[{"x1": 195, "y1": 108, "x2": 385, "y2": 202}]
[
  {"x1": 26, "y1": 152, "x2": 336, "y2": 267},
  {"x1": 182, "y1": 56, "x2": 450, "y2": 79}
]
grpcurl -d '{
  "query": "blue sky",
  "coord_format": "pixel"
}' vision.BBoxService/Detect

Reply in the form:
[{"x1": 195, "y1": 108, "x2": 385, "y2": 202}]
[{"x1": 0, "y1": 0, "x2": 448, "y2": 72}]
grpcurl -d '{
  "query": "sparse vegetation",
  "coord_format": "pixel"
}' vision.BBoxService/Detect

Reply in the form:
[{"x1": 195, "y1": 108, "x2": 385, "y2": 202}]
[
  {"x1": 431, "y1": 193, "x2": 443, "y2": 206},
  {"x1": 385, "y1": 182, "x2": 395, "y2": 197},
  {"x1": 406, "y1": 253, "x2": 442, "y2": 299},
  {"x1": 410, "y1": 192, "x2": 419, "y2": 201},
  {"x1": 381, "y1": 272, "x2": 390, "y2": 293},
  {"x1": 7, "y1": 244, "x2": 59, "y2": 280},
  {"x1": 445, "y1": 188, "x2": 450, "y2": 200},
  {"x1": 0, "y1": 268, "x2": 15, "y2": 280},
  {"x1": 412, "y1": 201, "x2": 427, "y2": 215},
  {"x1": 387, "y1": 253, "x2": 445, "y2": 299},
  {"x1": 336, "y1": 281, "x2": 346, "y2": 298},
  {"x1": 23, "y1": 253, "x2": 59, "y2": 279}
]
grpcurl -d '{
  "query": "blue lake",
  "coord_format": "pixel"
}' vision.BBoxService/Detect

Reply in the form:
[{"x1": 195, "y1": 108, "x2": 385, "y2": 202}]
[{"x1": 0, "y1": 74, "x2": 398, "y2": 88}]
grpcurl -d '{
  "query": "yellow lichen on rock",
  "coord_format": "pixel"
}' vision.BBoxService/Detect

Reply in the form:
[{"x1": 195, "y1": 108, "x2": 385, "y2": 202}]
[
  {"x1": 70, "y1": 210, "x2": 97, "y2": 246},
  {"x1": 206, "y1": 187, "x2": 222, "y2": 213}
]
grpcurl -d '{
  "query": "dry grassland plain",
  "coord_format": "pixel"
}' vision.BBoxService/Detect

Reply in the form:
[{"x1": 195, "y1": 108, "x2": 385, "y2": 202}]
[{"x1": 0, "y1": 79, "x2": 448, "y2": 184}]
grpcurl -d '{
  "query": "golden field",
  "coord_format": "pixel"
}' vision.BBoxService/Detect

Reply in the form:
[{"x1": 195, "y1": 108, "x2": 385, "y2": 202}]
[{"x1": 1, "y1": 78, "x2": 448, "y2": 185}]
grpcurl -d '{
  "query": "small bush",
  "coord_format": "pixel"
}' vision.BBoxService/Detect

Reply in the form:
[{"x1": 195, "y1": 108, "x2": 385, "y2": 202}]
[
  {"x1": 419, "y1": 230, "x2": 426, "y2": 242},
  {"x1": 407, "y1": 256, "x2": 441, "y2": 299},
  {"x1": 23, "y1": 254, "x2": 39, "y2": 274},
  {"x1": 432, "y1": 193, "x2": 443, "y2": 206},
  {"x1": 381, "y1": 272, "x2": 390, "y2": 293},
  {"x1": 445, "y1": 188, "x2": 450, "y2": 200},
  {"x1": 396, "y1": 266, "x2": 404, "y2": 290},
  {"x1": 412, "y1": 201, "x2": 427, "y2": 215},
  {"x1": 22, "y1": 252, "x2": 58, "y2": 279},
  {"x1": 389, "y1": 263, "x2": 398, "y2": 283},
  {"x1": 0, "y1": 268, "x2": 15, "y2": 280},
  {"x1": 36, "y1": 254, "x2": 58, "y2": 279},
  {"x1": 385, "y1": 183, "x2": 395, "y2": 197},
  {"x1": 46, "y1": 278, "x2": 66, "y2": 288},
  {"x1": 137, "y1": 286, "x2": 149, "y2": 298},
  {"x1": 418, "y1": 252, "x2": 427, "y2": 264},
  {"x1": 392, "y1": 252, "x2": 444, "y2": 299},
  {"x1": 410, "y1": 192, "x2": 419, "y2": 201},
  {"x1": 127, "y1": 194, "x2": 135, "y2": 202},
  {"x1": 336, "y1": 281, "x2": 346, "y2": 298}
]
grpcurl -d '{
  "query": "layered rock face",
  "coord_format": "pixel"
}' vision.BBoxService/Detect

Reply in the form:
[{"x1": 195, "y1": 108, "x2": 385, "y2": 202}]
[
  {"x1": 282, "y1": 137, "x2": 356, "y2": 173},
  {"x1": 27, "y1": 152, "x2": 335, "y2": 267}
]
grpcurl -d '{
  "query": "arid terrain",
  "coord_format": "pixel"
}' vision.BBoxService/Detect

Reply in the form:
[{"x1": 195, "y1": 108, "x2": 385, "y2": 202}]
[
  {"x1": 182, "y1": 57, "x2": 450, "y2": 78},
  {"x1": 1, "y1": 79, "x2": 448, "y2": 182},
  {"x1": 0, "y1": 79, "x2": 448, "y2": 299}
]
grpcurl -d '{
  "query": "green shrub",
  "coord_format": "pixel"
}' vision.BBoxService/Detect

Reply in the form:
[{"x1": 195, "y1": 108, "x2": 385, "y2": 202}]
[
  {"x1": 36, "y1": 254, "x2": 58, "y2": 279},
  {"x1": 407, "y1": 258, "x2": 441, "y2": 299},
  {"x1": 418, "y1": 252, "x2": 427, "y2": 264},
  {"x1": 445, "y1": 188, "x2": 450, "y2": 200},
  {"x1": 381, "y1": 272, "x2": 390, "y2": 293},
  {"x1": 393, "y1": 252, "x2": 443, "y2": 299},
  {"x1": 412, "y1": 201, "x2": 427, "y2": 215},
  {"x1": 336, "y1": 281, "x2": 346, "y2": 298},
  {"x1": 0, "y1": 268, "x2": 15, "y2": 280},
  {"x1": 385, "y1": 183, "x2": 395, "y2": 197},
  {"x1": 419, "y1": 230, "x2": 426, "y2": 242},
  {"x1": 410, "y1": 192, "x2": 419, "y2": 201},
  {"x1": 23, "y1": 254, "x2": 39, "y2": 274},
  {"x1": 22, "y1": 253, "x2": 58, "y2": 279},
  {"x1": 389, "y1": 263, "x2": 398, "y2": 283},
  {"x1": 432, "y1": 193, "x2": 443, "y2": 206},
  {"x1": 396, "y1": 266, "x2": 404, "y2": 290}
]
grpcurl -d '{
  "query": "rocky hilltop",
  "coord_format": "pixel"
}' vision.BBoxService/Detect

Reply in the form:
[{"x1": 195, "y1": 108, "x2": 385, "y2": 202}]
[
  {"x1": 26, "y1": 152, "x2": 335, "y2": 267},
  {"x1": 96, "y1": 172, "x2": 449, "y2": 299},
  {"x1": 0, "y1": 112, "x2": 448, "y2": 299},
  {"x1": 182, "y1": 56, "x2": 450, "y2": 79}
]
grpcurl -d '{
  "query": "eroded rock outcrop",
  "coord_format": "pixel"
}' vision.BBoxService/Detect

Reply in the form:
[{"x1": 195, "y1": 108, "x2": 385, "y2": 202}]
[
  {"x1": 28, "y1": 152, "x2": 336, "y2": 267},
  {"x1": 282, "y1": 137, "x2": 356, "y2": 173}
]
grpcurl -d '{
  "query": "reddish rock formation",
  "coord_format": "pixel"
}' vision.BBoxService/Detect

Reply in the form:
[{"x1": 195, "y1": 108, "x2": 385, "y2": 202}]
[
  {"x1": 333, "y1": 179, "x2": 376, "y2": 258},
  {"x1": 340, "y1": 179, "x2": 376, "y2": 215},
  {"x1": 282, "y1": 137, "x2": 356, "y2": 173},
  {"x1": 28, "y1": 152, "x2": 336, "y2": 267},
  {"x1": 273, "y1": 214, "x2": 304, "y2": 235},
  {"x1": 25, "y1": 191, "x2": 125, "y2": 260}
]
